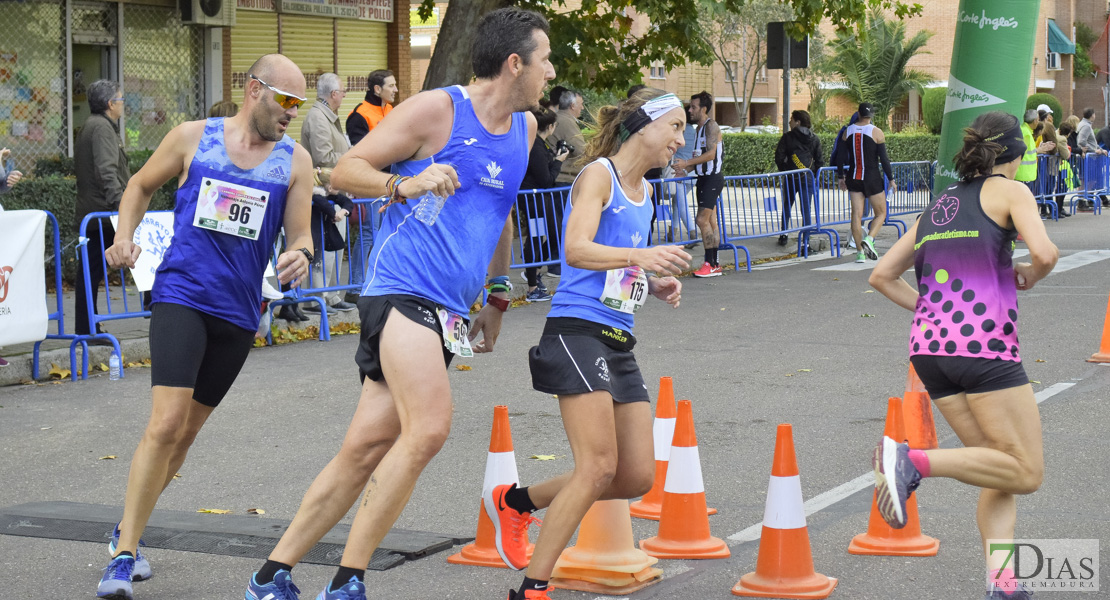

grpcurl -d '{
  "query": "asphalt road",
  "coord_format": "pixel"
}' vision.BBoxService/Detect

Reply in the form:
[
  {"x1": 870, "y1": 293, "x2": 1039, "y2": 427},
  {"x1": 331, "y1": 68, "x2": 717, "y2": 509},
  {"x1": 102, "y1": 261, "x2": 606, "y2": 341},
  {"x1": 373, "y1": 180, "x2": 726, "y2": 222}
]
[{"x1": 2, "y1": 214, "x2": 1107, "y2": 600}]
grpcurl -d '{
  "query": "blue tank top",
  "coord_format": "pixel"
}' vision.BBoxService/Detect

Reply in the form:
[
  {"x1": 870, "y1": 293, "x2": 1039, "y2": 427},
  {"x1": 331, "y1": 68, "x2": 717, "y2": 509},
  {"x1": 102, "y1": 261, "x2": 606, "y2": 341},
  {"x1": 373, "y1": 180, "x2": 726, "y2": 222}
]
[
  {"x1": 548, "y1": 158, "x2": 653, "y2": 331},
  {"x1": 152, "y1": 118, "x2": 293, "y2": 331},
  {"x1": 362, "y1": 86, "x2": 530, "y2": 315}
]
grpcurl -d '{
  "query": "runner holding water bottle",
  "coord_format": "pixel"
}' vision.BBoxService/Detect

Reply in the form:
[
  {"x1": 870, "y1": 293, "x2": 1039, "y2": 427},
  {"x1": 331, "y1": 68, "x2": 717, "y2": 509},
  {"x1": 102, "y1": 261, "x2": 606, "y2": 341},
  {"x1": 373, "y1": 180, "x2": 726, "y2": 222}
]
[{"x1": 244, "y1": 8, "x2": 555, "y2": 600}]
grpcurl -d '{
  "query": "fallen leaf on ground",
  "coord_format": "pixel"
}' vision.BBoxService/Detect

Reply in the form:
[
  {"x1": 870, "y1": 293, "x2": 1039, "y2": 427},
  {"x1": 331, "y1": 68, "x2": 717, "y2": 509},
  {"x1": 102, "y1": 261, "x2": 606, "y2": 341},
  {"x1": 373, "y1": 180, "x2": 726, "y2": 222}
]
[
  {"x1": 455, "y1": 365, "x2": 472, "y2": 371},
  {"x1": 529, "y1": 455, "x2": 562, "y2": 461},
  {"x1": 172, "y1": 473, "x2": 182, "y2": 479},
  {"x1": 99, "y1": 363, "x2": 109, "y2": 372},
  {"x1": 99, "y1": 455, "x2": 116, "y2": 460},
  {"x1": 784, "y1": 373, "x2": 794, "y2": 377},
  {"x1": 48, "y1": 363, "x2": 70, "y2": 379},
  {"x1": 197, "y1": 508, "x2": 232, "y2": 514},
  {"x1": 247, "y1": 508, "x2": 266, "y2": 515},
  {"x1": 863, "y1": 290, "x2": 874, "y2": 293},
  {"x1": 1030, "y1": 380, "x2": 1041, "y2": 384},
  {"x1": 861, "y1": 314, "x2": 875, "y2": 318},
  {"x1": 797, "y1": 369, "x2": 811, "y2": 372},
  {"x1": 833, "y1": 278, "x2": 839, "y2": 281},
  {"x1": 40, "y1": 427, "x2": 51, "y2": 430},
  {"x1": 1035, "y1": 359, "x2": 1046, "y2": 363},
  {"x1": 720, "y1": 307, "x2": 726, "y2": 311}
]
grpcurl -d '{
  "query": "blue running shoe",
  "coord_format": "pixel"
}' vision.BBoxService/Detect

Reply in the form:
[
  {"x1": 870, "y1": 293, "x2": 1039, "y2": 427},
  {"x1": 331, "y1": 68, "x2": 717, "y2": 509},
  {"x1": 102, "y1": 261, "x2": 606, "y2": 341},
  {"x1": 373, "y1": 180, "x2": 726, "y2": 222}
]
[
  {"x1": 315, "y1": 576, "x2": 367, "y2": 600},
  {"x1": 985, "y1": 583, "x2": 1033, "y2": 599},
  {"x1": 873, "y1": 435, "x2": 922, "y2": 529},
  {"x1": 247, "y1": 570, "x2": 301, "y2": 600},
  {"x1": 97, "y1": 555, "x2": 134, "y2": 600},
  {"x1": 108, "y1": 523, "x2": 152, "y2": 581}
]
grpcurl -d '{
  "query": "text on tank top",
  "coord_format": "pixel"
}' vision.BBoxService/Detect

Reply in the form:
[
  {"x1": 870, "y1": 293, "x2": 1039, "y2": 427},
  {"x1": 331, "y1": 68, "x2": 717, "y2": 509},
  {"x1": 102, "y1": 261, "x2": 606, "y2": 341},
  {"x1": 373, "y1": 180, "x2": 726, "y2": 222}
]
[{"x1": 909, "y1": 175, "x2": 1020, "y2": 361}]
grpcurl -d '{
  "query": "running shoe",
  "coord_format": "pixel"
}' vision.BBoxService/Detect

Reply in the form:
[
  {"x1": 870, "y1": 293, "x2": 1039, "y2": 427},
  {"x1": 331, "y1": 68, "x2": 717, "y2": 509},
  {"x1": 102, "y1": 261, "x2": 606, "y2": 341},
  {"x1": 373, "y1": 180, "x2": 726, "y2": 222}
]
[
  {"x1": 484, "y1": 483, "x2": 541, "y2": 570},
  {"x1": 315, "y1": 576, "x2": 366, "y2": 600},
  {"x1": 303, "y1": 303, "x2": 338, "y2": 316},
  {"x1": 108, "y1": 523, "x2": 152, "y2": 581},
  {"x1": 872, "y1": 436, "x2": 922, "y2": 529},
  {"x1": 525, "y1": 287, "x2": 553, "y2": 302},
  {"x1": 847, "y1": 238, "x2": 857, "y2": 250},
  {"x1": 0, "y1": 356, "x2": 8, "y2": 367},
  {"x1": 692, "y1": 263, "x2": 723, "y2": 278},
  {"x1": 861, "y1": 235, "x2": 878, "y2": 260},
  {"x1": 331, "y1": 301, "x2": 358, "y2": 312},
  {"x1": 855, "y1": 251, "x2": 866, "y2": 264},
  {"x1": 546, "y1": 264, "x2": 561, "y2": 277},
  {"x1": 96, "y1": 555, "x2": 134, "y2": 600},
  {"x1": 508, "y1": 588, "x2": 553, "y2": 600},
  {"x1": 246, "y1": 570, "x2": 301, "y2": 600}
]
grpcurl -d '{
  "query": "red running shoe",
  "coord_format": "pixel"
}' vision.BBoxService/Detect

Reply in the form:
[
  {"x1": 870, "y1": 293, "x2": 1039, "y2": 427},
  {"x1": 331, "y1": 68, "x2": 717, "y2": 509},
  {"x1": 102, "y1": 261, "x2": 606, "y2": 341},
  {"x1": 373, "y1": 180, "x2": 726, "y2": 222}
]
[
  {"x1": 483, "y1": 484, "x2": 540, "y2": 570},
  {"x1": 692, "y1": 263, "x2": 723, "y2": 278}
]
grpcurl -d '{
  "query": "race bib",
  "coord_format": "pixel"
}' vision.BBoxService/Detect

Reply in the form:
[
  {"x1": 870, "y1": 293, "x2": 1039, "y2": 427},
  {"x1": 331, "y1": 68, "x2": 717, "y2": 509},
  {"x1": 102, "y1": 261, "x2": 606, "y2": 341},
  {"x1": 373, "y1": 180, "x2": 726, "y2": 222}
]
[
  {"x1": 192, "y1": 178, "x2": 269, "y2": 240},
  {"x1": 600, "y1": 266, "x2": 647, "y2": 314},
  {"x1": 437, "y1": 308, "x2": 474, "y2": 357}
]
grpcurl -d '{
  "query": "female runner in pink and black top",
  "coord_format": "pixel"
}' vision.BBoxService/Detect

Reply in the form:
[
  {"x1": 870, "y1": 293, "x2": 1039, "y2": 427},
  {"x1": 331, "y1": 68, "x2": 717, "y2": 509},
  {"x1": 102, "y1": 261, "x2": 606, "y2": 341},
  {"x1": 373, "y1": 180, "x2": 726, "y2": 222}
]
[{"x1": 869, "y1": 111, "x2": 1058, "y2": 600}]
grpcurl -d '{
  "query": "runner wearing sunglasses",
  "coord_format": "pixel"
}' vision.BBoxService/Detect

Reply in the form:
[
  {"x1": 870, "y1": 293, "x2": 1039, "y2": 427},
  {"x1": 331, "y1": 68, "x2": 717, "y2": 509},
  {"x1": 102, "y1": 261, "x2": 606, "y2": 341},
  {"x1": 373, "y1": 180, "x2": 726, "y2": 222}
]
[{"x1": 97, "y1": 54, "x2": 314, "y2": 600}]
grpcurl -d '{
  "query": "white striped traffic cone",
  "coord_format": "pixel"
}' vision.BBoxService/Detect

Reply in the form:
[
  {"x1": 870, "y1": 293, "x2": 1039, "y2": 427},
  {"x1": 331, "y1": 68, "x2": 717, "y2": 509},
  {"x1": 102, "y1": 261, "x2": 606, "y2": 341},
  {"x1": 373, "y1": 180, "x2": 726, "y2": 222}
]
[{"x1": 447, "y1": 405, "x2": 534, "y2": 568}]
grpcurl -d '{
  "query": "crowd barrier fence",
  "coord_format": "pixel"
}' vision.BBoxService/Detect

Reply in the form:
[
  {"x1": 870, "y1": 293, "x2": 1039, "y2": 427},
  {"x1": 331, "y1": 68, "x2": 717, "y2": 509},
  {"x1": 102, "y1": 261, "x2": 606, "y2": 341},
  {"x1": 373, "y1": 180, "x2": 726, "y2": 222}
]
[{"x1": 30, "y1": 211, "x2": 81, "y2": 380}]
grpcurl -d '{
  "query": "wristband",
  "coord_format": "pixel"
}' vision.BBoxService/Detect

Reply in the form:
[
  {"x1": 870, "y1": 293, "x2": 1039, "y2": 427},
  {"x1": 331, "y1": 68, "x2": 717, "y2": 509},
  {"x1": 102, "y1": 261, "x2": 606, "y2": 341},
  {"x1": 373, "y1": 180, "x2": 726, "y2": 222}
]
[
  {"x1": 487, "y1": 283, "x2": 511, "y2": 295},
  {"x1": 487, "y1": 275, "x2": 510, "y2": 286},
  {"x1": 486, "y1": 294, "x2": 510, "y2": 312},
  {"x1": 297, "y1": 247, "x2": 313, "y2": 263}
]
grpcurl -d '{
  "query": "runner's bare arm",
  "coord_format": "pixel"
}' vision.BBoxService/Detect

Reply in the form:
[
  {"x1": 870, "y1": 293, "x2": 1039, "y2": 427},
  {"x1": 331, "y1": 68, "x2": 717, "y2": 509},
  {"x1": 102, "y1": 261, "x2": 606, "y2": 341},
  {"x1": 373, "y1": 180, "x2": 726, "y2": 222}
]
[
  {"x1": 1006, "y1": 180, "x2": 1058, "y2": 290},
  {"x1": 331, "y1": 90, "x2": 460, "y2": 200},
  {"x1": 469, "y1": 215, "x2": 514, "y2": 353},
  {"x1": 106, "y1": 120, "x2": 204, "y2": 269},
  {"x1": 869, "y1": 218, "x2": 920, "y2": 311},
  {"x1": 276, "y1": 144, "x2": 315, "y2": 286},
  {"x1": 563, "y1": 163, "x2": 689, "y2": 276}
]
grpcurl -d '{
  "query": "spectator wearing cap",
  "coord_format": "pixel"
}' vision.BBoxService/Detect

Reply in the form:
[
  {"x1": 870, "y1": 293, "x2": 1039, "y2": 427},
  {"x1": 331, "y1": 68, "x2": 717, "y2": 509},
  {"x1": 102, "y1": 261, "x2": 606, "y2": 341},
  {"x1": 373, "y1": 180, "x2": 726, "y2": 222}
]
[{"x1": 1036, "y1": 103, "x2": 1054, "y2": 126}]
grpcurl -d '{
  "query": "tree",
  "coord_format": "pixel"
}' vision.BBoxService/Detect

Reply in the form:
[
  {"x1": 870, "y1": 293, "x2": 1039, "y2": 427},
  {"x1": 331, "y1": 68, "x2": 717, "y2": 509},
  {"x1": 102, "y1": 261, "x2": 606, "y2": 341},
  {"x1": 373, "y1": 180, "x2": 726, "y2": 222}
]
[
  {"x1": 828, "y1": 10, "x2": 933, "y2": 130},
  {"x1": 698, "y1": 0, "x2": 792, "y2": 130},
  {"x1": 416, "y1": 0, "x2": 923, "y2": 93},
  {"x1": 795, "y1": 28, "x2": 834, "y2": 125},
  {"x1": 1073, "y1": 21, "x2": 1099, "y2": 79}
]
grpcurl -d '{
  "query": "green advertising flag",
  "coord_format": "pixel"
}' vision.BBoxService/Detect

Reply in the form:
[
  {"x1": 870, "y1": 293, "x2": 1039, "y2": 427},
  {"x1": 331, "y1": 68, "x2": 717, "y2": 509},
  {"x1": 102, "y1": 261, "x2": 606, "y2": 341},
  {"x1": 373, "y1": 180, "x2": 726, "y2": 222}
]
[{"x1": 934, "y1": 0, "x2": 1041, "y2": 194}]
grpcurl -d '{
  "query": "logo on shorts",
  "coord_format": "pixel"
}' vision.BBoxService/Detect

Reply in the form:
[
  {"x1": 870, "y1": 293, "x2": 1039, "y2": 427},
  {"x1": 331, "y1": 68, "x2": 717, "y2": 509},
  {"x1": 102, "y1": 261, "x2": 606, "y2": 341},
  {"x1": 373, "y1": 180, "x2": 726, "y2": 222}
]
[
  {"x1": 931, "y1": 194, "x2": 960, "y2": 226},
  {"x1": 0, "y1": 265, "x2": 13, "y2": 304},
  {"x1": 595, "y1": 357, "x2": 610, "y2": 382},
  {"x1": 419, "y1": 307, "x2": 436, "y2": 325}
]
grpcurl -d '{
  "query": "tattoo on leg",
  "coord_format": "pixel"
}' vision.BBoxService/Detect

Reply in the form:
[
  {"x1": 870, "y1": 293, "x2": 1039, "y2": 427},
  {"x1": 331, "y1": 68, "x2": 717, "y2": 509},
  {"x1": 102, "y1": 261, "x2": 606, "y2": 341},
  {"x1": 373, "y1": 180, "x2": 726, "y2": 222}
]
[{"x1": 360, "y1": 474, "x2": 378, "y2": 509}]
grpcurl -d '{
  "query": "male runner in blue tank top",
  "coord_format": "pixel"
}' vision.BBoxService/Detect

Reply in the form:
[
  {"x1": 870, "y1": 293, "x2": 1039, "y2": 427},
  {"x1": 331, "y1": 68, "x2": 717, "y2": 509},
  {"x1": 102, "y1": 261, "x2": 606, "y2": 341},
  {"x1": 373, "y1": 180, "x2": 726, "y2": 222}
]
[
  {"x1": 244, "y1": 9, "x2": 555, "y2": 600},
  {"x1": 97, "y1": 53, "x2": 314, "y2": 600}
]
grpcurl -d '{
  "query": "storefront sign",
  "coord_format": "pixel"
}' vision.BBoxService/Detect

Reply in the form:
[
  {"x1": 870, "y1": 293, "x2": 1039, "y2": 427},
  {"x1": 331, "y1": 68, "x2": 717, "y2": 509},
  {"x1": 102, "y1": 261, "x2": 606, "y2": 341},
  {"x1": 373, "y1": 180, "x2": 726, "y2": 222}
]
[{"x1": 242, "y1": 0, "x2": 393, "y2": 22}]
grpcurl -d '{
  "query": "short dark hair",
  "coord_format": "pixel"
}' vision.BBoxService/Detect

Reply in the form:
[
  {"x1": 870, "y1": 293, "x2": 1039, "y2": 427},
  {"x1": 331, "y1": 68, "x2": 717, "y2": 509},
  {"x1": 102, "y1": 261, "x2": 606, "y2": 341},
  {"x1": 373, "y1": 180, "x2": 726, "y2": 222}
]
[
  {"x1": 471, "y1": 8, "x2": 550, "y2": 80},
  {"x1": 1038, "y1": 109, "x2": 1048, "y2": 121},
  {"x1": 1084, "y1": 107, "x2": 1096, "y2": 119},
  {"x1": 548, "y1": 85, "x2": 567, "y2": 107},
  {"x1": 691, "y1": 91, "x2": 713, "y2": 113},
  {"x1": 88, "y1": 80, "x2": 120, "y2": 115},
  {"x1": 791, "y1": 110, "x2": 811, "y2": 129},
  {"x1": 531, "y1": 106, "x2": 557, "y2": 131},
  {"x1": 627, "y1": 84, "x2": 646, "y2": 98},
  {"x1": 367, "y1": 69, "x2": 393, "y2": 93}
]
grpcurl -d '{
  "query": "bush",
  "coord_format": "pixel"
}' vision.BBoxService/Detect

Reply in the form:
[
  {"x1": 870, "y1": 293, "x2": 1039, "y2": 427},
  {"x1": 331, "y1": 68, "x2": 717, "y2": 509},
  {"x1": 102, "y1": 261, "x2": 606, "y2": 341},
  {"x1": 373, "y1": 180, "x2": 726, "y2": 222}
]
[
  {"x1": 1026, "y1": 93, "x2": 1063, "y2": 119},
  {"x1": 922, "y1": 87, "x2": 946, "y2": 134},
  {"x1": 721, "y1": 131, "x2": 940, "y2": 175}
]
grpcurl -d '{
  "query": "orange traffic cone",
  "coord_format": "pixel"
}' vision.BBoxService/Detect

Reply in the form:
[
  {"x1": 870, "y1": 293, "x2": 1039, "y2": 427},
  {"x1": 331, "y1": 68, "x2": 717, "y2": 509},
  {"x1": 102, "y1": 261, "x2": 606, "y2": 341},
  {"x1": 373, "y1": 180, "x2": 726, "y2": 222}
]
[
  {"x1": 448, "y1": 405, "x2": 534, "y2": 568},
  {"x1": 630, "y1": 378, "x2": 715, "y2": 520},
  {"x1": 902, "y1": 364, "x2": 938, "y2": 450},
  {"x1": 1088, "y1": 293, "x2": 1110, "y2": 363},
  {"x1": 549, "y1": 500, "x2": 663, "y2": 594},
  {"x1": 732, "y1": 424, "x2": 837, "y2": 599},
  {"x1": 848, "y1": 397, "x2": 939, "y2": 556},
  {"x1": 640, "y1": 400, "x2": 729, "y2": 559}
]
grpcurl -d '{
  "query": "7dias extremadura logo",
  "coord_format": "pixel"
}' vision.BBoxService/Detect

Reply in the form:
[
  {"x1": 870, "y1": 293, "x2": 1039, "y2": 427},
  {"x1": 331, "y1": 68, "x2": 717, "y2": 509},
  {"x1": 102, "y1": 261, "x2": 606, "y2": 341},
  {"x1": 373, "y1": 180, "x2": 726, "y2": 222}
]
[{"x1": 989, "y1": 539, "x2": 1099, "y2": 592}]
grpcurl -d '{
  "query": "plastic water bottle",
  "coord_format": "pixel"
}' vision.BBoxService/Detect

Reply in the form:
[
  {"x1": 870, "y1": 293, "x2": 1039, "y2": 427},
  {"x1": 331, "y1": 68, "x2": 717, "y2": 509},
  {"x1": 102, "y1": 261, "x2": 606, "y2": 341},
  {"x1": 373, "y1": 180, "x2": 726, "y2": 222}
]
[
  {"x1": 109, "y1": 352, "x2": 121, "y2": 381},
  {"x1": 413, "y1": 192, "x2": 447, "y2": 225}
]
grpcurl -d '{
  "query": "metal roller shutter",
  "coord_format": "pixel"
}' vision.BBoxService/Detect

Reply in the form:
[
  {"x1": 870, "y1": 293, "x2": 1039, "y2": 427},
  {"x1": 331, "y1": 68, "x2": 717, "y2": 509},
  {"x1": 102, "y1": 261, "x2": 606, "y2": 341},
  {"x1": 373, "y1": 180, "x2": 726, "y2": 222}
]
[
  {"x1": 336, "y1": 20, "x2": 388, "y2": 123},
  {"x1": 230, "y1": 11, "x2": 279, "y2": 104},
  {"x1": 281, "y1": 15, "x2": 336, "y2": 142}
]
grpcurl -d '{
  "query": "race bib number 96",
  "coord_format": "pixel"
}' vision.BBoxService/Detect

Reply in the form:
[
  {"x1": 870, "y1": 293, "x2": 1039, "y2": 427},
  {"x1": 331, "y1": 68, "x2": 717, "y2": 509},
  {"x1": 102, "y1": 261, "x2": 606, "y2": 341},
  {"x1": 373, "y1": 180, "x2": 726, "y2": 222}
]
[{"x1": 192, "y1": 178, "x2": 269, "y2": 240}]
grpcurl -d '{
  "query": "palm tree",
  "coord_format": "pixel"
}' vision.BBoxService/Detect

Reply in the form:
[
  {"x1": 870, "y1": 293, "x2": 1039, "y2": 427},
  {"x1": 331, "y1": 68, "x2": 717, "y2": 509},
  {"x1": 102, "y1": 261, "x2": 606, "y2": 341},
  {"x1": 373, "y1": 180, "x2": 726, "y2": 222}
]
[{"x1": 829, "y1": 11, "x2": 933, "y2": 130}]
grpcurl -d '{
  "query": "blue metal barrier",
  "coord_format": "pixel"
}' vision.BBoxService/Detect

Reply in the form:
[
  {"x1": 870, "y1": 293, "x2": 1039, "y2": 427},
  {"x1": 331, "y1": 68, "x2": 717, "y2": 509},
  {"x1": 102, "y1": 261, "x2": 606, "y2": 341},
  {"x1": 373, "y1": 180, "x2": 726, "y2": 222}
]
[
  {"x1": 31, "y1": 211, "x2": 80, "y2": 380},
  {"x1": 1033, "y1": 155, "x2": 1060, "y2": 220},
  {"x1": 266, "y1": 196, "x2": 384, "y2": 342},
  {"x1": 74, "y1": 211, "x2": 150, "y2": 379},
  {"x1": 884, "y1": 161, "x2": 935, "y2": 232},
  {"x1": 1075, "y1": 153, "x2": 1107, "y2": 215},
  {"x1": 816, "y1": 165, "x2": 920, "y2": 248},
  {"x1": 512, "y1": 186, "x2": 571, "y2": 270}
]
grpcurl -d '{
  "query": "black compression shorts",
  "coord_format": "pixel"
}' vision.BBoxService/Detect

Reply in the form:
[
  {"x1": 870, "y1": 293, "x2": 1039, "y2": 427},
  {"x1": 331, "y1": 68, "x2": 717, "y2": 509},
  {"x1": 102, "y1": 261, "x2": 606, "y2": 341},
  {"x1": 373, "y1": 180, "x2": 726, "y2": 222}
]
[
  {"x1": 355, "y1": 294, "x2": 455, "y2": 382},
  {"x1": 910, "y1": 355, "x2": 1029, "y2": 399},
  {"x1": 148, "y1": 302, "x2": 256, "y2": 408},
  {"x1": 695, "y1": 173, "x2": 725, "y2": 210},
  {"x1": 846, "y1": 177, "x2": 885, "y2": 197}
]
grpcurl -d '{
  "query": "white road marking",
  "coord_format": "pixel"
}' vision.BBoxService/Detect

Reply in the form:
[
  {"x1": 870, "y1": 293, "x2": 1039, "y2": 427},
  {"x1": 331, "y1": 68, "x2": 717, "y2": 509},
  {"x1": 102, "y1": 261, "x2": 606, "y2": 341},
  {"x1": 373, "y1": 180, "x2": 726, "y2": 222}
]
[
  {"x1": 1047, "y1": 250, "x2": 1110, "y2": 275},
  {"x1": 726, "y1": 381, "x2": 1075, "y2": 544}
]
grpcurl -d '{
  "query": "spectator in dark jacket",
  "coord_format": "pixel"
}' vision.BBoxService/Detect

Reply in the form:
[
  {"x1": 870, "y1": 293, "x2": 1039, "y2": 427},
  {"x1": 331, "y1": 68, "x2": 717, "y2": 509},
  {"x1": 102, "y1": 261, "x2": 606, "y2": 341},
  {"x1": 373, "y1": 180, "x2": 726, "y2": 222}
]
[
  {"x1": 774, "y1": 110, "x2": 823, "y2": 246},
  {"x1": 518, "y1": 106, "x2": 568, "y2": 301},
  {"x1": 74, "y1": 79, "x2": 130, "y2": 339}
]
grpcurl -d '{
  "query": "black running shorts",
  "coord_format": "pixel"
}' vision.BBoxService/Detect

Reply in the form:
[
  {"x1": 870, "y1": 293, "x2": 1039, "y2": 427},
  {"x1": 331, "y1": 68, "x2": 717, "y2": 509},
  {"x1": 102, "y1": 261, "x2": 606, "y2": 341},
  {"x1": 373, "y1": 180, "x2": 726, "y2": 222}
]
[
  {"x1": 148, "y1": 302, "x2": 256, "y2": 408},
  {"x1": 910, "y1": 354, "x2": 1029, "y2": 399},
  {"x1": 529, "y1": 317, "x2": 649, "y2": 403},
  {"x1": 695, "y1": 173, "x2": 725, "y2": 210},
  {"x1": 355, "y1": 294, "x2": 455, "y2": 382},
  {"x1": 846, "y1": 177, "x2": 885, "y2": 197}
]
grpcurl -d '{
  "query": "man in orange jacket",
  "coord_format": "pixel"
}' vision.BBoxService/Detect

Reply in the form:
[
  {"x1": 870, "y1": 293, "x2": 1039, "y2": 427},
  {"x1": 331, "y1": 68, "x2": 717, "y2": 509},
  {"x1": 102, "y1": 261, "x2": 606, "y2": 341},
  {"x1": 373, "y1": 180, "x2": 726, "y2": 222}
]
[{"x1": 346, "y1": 69, "x2": 396, "y2": 146}]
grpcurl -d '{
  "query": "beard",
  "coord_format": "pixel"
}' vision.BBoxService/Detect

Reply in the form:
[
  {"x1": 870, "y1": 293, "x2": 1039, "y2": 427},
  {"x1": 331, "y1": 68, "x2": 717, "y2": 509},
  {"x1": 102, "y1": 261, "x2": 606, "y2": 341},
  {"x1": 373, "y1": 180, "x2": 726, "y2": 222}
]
[{"x1": 251, "y1": 106, "x2": 285, "y2": 142}]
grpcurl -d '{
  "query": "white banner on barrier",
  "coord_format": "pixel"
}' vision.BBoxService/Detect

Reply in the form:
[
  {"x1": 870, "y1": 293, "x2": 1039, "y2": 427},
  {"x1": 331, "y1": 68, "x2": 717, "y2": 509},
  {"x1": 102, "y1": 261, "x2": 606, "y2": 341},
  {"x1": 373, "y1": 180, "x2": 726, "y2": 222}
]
[
  {"x1": 111, "y1": 213, "x2": 175, "y2": 293},
  {"x1": 0, "y1": 210, "x2": 48, "y2": 346}
]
